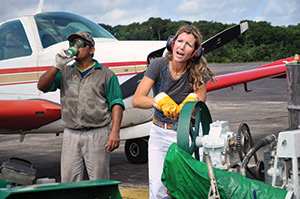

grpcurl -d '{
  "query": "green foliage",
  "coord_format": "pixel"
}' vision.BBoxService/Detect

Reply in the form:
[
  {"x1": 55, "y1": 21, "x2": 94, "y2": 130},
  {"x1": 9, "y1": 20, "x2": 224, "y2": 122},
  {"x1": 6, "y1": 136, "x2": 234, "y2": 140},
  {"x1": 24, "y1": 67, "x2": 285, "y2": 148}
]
[{"x1": 99, "y1": 18, "x2": 300, "y2": 63}]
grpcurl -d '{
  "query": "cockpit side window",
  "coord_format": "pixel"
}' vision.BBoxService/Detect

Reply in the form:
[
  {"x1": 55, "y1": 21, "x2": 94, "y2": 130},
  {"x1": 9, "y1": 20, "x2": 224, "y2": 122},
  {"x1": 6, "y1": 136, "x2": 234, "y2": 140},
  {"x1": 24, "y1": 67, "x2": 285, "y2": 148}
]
[
  {"x1": 0, "y1": 20, "x2": 32, "y2": 60},
  {"x1": 35, "y1": 12, "x2": 116, "y2": 49}
]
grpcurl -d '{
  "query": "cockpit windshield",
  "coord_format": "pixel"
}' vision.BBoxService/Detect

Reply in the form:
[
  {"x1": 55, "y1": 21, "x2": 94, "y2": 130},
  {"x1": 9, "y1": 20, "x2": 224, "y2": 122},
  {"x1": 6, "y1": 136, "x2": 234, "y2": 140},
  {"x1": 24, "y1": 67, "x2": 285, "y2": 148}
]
[{"x1": 35, "y1": 12, "x2": 116, "y2": 48}]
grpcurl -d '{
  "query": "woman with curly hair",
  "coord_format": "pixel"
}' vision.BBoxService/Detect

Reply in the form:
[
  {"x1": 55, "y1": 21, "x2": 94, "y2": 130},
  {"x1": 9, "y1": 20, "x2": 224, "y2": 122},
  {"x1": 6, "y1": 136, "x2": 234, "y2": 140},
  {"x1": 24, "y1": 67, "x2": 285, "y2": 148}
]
[{"x1": 132, "y1": 25, "x2": 215, "y2": 199}]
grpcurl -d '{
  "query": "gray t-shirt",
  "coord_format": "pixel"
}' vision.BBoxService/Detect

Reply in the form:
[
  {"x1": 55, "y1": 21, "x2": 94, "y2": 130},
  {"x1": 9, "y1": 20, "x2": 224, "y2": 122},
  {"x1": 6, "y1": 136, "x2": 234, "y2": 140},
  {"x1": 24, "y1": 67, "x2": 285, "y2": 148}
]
[{"x1": 145, "y1": 57, "x2": 210, "y2": 123}]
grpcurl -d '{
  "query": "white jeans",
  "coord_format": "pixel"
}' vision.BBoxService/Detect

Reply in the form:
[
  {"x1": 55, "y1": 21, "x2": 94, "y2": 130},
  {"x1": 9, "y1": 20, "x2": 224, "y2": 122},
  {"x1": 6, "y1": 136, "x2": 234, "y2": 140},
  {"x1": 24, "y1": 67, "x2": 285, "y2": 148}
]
[
  {"x1": 148, "y1": 123, "x2": 203, "y2": 199},
  {"x1": 148, "y1": 124, "x2": 177, "y2": 199}
]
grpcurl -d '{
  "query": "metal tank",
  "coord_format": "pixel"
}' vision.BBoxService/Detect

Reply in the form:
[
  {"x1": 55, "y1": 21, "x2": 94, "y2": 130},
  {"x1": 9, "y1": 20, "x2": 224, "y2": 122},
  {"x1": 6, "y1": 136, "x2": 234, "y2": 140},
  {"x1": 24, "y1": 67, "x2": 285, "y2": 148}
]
[{"x1": 286, "y1": 63, "x2": 300, "y2": 128}]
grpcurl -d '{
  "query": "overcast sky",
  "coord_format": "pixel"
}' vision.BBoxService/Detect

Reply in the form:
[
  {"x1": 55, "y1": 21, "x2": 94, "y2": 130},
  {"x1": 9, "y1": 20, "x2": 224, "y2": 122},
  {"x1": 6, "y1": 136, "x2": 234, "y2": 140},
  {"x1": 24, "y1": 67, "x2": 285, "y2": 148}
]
[{"x1": 1, "y1": 0, "x2": 299, "y2": 27}]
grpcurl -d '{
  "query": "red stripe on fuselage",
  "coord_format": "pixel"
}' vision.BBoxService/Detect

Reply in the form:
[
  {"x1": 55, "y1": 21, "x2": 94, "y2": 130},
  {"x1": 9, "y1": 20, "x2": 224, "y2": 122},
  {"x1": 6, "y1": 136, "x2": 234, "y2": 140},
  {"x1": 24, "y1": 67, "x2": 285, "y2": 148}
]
[
  {"x1": 0, "y1": 61, "x2": 147, "y2": 74},
  {"x1": 0, "y1": 61, "x2": 147, "y2": 86},
  {"x1": 0, "y1": 81, "x2": 38, "y2": 86},
  {"x1": 0, "y1": 66, "x2": 50, "y2": 74},
  {"x1": 104, "y1": 61, "x2": 147, "y2": 67}
]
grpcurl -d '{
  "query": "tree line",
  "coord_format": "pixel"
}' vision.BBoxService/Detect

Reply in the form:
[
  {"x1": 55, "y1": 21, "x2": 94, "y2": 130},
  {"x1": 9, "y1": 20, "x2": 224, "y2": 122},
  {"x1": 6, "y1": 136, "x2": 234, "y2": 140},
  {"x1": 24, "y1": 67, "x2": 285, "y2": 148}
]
[{"x1": 100, "y1": 18, "x2": 300, "y2": 63}]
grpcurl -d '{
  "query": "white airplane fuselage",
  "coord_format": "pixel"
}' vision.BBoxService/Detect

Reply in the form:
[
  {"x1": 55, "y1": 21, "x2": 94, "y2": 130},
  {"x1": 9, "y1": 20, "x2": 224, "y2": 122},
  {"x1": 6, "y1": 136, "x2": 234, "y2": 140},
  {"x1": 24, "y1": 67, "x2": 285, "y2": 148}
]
[{"x1": 0, "y1": 12, "x2": 166, "y2": 141}]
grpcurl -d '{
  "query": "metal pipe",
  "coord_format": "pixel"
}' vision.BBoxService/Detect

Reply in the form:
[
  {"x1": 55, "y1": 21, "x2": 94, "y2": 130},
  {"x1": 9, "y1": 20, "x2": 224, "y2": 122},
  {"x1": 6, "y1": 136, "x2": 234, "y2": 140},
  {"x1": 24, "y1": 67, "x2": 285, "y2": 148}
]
[{"x1": 205, "y1": 155, "x2": 221, "y2": 199}]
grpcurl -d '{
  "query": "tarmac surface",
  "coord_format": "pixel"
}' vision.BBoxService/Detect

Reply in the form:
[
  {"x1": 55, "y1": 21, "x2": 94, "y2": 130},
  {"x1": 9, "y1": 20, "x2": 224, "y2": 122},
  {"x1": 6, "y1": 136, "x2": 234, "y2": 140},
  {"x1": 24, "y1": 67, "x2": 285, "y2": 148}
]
[{"x1": 0, "y1": 62, "x2": 290, "y2": 198}]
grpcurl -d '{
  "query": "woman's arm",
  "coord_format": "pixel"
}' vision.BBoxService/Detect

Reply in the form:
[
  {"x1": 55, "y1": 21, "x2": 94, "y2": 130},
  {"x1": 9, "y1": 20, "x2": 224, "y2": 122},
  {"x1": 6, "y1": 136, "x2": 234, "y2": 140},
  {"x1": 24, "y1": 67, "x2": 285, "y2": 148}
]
[
  {"x1": 132, "y1": 76, "x2": 155, "y2": 109},
  {"x1": 195, "y1": 83, "x2": 207, "y2": 102}
]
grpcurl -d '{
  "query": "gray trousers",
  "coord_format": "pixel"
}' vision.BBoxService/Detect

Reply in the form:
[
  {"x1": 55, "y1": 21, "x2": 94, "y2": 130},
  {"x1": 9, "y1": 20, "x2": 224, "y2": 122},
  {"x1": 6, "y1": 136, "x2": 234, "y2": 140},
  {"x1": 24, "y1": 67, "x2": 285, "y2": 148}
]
[{"x1": 61, "y1": 126, "x2": 110, "y2": 182}]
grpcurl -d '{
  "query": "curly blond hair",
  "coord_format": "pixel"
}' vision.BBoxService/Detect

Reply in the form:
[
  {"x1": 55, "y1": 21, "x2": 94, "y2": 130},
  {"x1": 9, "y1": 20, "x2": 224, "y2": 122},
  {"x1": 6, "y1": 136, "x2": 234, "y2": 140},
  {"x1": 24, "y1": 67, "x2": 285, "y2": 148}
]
[{"x1": 166, "y1": 25, "x2": 215, "y2": 91}]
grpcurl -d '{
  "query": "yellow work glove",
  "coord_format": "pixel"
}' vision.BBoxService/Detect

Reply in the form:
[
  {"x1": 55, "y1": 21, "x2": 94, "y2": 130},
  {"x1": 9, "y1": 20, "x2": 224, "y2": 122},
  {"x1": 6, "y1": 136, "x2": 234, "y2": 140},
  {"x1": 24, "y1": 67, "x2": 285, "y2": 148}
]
[
  {"x1": 178, "y1": 93, "x2": 198, "y2": 112},
  {"x1": 153, "y1": 92, "x2": 179, "y2": 119}
]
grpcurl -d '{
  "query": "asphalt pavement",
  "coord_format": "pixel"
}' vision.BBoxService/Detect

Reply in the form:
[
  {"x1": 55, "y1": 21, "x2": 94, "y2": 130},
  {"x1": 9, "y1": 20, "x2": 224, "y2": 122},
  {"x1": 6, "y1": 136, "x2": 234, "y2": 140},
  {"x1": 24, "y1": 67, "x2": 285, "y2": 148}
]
[{"x1": 0, "y1": 62, "x2": 290, "y2": 198}]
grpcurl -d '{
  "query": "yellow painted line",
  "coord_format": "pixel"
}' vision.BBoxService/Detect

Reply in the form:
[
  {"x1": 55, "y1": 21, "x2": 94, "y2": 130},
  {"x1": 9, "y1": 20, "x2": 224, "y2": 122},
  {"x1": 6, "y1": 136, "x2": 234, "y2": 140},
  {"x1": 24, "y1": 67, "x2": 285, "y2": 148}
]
[{"x1": 119, "y1": 188, "x2": 149, "y2": 199}]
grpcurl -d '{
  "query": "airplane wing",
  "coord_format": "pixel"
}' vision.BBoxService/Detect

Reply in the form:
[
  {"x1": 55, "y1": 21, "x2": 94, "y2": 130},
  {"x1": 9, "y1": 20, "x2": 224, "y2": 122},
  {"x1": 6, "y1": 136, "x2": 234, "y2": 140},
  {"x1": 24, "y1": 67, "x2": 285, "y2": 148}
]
[
  {"x1": 207, "y1": 56, "x2": 294, "y2": 92},
  {"x1": 0, "y1": 100, "x2": 61, "y2": 131}
]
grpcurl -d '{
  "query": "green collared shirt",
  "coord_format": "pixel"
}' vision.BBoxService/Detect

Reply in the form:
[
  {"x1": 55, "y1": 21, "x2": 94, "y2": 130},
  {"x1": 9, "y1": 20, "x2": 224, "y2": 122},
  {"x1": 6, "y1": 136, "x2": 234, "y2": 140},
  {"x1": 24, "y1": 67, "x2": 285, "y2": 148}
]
[{"x1": 47, "y1": 59, "x2": 124, "y2": 129}]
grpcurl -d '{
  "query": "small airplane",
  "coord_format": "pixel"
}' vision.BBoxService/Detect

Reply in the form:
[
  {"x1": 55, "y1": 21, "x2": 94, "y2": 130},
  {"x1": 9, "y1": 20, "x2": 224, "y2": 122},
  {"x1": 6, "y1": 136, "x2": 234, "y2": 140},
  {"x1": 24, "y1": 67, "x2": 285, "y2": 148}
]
[{"x1": 0, "y1": 4, "x2": 295, "y2": 164}]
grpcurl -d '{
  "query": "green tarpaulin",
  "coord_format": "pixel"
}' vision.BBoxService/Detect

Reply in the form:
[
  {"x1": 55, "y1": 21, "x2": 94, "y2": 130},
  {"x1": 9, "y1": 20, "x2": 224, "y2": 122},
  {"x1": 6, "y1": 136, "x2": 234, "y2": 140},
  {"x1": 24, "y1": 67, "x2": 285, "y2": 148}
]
[{"x1": 162, "y1": 143, "x2": 287, "y2": 199}]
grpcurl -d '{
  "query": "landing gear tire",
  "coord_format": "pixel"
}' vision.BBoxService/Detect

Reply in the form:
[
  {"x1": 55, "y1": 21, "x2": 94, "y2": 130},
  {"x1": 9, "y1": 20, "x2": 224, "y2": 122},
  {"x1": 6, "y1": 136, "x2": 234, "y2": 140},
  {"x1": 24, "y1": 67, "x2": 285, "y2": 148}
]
[{"x1": 125, "y1": 137, "x2": 148, "y2": 164}]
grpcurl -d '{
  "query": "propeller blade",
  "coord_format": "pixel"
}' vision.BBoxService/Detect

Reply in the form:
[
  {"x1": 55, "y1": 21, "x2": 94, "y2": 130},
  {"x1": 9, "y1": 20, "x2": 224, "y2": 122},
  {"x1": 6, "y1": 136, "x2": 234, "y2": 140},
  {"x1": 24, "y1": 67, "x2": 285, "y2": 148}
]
[{"x1": 202, "y1": 22, "x2": 248, "y2": 54}]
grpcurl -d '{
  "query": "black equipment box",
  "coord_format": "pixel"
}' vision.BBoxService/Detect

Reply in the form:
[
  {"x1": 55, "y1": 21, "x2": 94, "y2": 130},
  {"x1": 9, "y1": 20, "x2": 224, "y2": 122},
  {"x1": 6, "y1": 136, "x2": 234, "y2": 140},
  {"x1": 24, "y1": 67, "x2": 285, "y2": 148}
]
[{"x1": 0, "y1": 157, "x2": 37, "y2": 185}]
